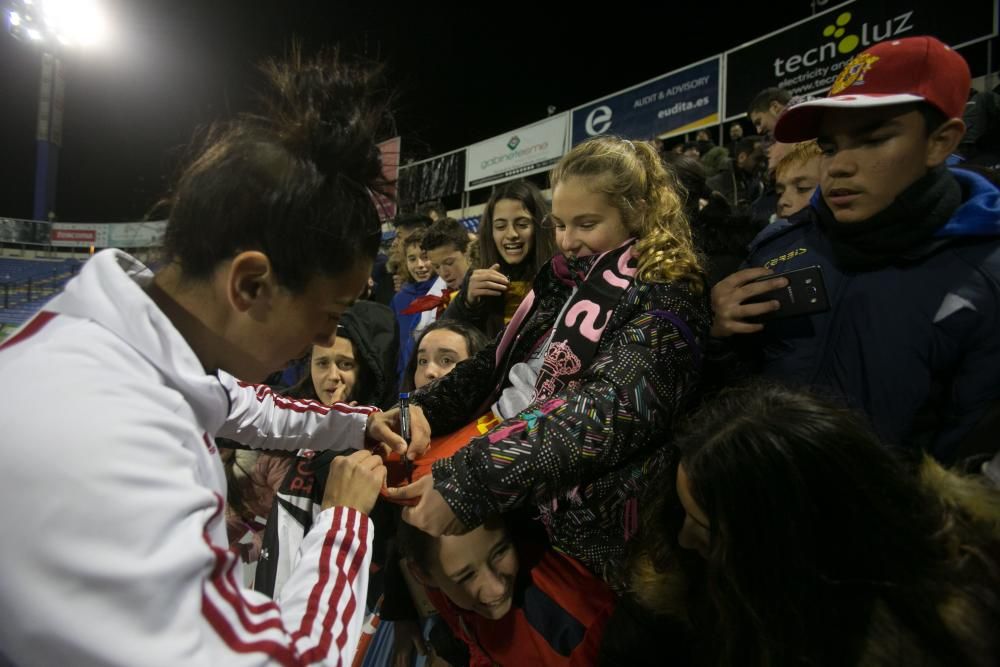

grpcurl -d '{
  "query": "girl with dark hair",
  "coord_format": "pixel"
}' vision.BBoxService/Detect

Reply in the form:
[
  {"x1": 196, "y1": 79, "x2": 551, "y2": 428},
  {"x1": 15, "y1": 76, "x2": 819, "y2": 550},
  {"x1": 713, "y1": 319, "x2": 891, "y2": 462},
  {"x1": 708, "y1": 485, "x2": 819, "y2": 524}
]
[
  {"x1": 400, "y1": 318, "x2": 489, "y2": 393},
  {"x1": 286, "y1": 300, "x2": 399, "y2": 410},
  {"x1": 444, "y1": 179, "x2": 557, "y2": 339},
  {"x1": 0, "y1": 50, "x2": 405, "y2": 666},
  {"x1": 617, "y1": 383, "x2": 1000, "y2": 667},
  {"x1": 378, "y1": 136, "x2": 710, "y2": 587}
]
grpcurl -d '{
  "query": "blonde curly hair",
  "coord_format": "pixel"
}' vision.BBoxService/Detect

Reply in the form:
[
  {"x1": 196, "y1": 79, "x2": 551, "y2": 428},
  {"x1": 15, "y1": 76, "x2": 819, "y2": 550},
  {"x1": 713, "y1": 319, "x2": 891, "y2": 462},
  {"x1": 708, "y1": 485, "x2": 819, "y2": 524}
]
[{"x1": 550, "y1": 136, "x2": 703, "y2": 292}]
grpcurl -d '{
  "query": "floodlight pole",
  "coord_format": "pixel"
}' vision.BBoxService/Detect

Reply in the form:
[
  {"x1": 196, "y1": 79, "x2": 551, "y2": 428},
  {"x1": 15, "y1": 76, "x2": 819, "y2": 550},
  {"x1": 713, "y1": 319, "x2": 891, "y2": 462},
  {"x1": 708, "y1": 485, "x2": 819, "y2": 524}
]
[{"x1": 33, "y1": 50, "x2": 64, "y2": 221}]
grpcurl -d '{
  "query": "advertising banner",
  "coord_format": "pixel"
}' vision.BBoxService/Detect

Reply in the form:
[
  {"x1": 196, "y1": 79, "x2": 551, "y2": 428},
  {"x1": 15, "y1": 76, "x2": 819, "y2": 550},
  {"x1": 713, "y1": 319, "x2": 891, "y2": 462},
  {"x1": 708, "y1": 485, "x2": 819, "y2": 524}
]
[
  {"x1": 724, "y1": 0, "x2": 997, "y2": 119},
  {"x1": 571, "y1": 56, "x2": 722, "y2": 143},
  {"x1": 50, "y1": 223, "x2": 107, "y2": 248},
  {"x1": 465, "y1": 113, "x2": 569, "y2": 190}
]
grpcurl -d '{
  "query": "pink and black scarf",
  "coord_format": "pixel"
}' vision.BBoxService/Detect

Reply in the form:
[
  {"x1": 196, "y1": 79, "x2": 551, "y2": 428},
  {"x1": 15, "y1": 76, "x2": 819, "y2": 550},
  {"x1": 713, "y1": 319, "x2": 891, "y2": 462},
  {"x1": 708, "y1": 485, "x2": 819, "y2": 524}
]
[{"x1": 496, "y1": 239, "x2": 639, "y2": 403}]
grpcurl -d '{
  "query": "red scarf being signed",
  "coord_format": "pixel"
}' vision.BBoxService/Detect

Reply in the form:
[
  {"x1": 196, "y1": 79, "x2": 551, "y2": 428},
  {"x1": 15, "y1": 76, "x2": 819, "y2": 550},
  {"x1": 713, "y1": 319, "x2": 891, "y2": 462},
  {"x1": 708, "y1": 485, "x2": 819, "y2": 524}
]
[{"x1": 400, "y1": 288, "x2": 456, "y2": 319}]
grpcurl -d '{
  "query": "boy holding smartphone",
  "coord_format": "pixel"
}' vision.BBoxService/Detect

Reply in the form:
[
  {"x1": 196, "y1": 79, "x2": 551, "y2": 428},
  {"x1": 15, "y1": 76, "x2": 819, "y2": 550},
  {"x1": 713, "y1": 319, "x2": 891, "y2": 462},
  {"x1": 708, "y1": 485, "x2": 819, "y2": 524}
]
[{"x1": 709, "y1": 36, "x2": 1000, "y2": 464}]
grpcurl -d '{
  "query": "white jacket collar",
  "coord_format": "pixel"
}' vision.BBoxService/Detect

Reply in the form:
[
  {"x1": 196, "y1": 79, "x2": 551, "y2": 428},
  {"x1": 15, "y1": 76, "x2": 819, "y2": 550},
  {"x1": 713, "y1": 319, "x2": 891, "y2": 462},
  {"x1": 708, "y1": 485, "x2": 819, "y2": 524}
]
[{"x1": 46, "y1": 249, "x2": 229, "y2": 432}]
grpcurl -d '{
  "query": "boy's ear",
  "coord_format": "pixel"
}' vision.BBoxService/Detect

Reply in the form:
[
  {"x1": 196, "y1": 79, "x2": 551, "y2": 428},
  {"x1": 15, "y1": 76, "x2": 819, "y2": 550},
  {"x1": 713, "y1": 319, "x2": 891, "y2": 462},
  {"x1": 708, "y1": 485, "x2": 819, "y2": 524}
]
[{"x1": 925, "y1": 118, "x2": 966, "y2": 168}]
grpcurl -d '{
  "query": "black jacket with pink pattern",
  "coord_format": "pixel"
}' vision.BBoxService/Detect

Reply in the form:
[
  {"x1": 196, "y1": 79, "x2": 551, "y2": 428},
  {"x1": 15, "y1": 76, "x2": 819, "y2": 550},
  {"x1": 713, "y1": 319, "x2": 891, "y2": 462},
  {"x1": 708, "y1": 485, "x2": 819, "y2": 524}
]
[{"x1": 410, "y1": 248, "x2": 709, "y2": 586}]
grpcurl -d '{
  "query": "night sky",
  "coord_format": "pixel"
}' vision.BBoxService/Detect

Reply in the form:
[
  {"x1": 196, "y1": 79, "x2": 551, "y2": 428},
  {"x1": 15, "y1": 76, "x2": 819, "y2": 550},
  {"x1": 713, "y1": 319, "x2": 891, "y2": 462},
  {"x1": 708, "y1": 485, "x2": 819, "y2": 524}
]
[{"x1": 0, "y1": 0, "x2": 820, "y2": 222}]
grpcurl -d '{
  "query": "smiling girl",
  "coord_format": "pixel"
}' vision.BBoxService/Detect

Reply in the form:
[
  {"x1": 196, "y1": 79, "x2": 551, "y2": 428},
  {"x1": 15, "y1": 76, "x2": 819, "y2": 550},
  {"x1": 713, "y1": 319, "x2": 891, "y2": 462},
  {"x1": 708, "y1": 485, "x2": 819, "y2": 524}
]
[
  {"x1": 444, "y1": 180, "x2": 556, "y2": 339},
  {"x1": 383, "y1": 136, "x2": 710, "y2": 585}
]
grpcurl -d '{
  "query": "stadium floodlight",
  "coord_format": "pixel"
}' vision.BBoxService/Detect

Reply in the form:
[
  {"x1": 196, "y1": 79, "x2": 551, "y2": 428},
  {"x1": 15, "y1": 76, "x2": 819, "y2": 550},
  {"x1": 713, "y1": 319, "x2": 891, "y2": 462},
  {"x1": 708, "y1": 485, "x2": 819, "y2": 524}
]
[
  {"x1": 5, "y1": 0, "x2": 108, "y2": 48},
  {"x1": 40, "y1": 0, "x2": 107, "y2": 47},
  {"x1": 3, "y1": 0, "x2": 110, "y2": 219}
]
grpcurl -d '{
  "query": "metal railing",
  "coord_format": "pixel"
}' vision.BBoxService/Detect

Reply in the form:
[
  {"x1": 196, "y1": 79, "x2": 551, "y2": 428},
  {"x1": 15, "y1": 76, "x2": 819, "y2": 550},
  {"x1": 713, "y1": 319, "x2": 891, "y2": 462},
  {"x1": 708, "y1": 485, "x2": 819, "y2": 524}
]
[{"x1": 0, "y1": 261, "x2": 80, "y2": 310}]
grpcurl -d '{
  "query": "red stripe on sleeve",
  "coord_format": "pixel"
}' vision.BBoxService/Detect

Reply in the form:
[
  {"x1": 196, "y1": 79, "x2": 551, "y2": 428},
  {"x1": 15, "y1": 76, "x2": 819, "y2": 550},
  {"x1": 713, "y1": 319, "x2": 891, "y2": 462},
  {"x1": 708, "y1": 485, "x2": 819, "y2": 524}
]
[
  {"x1": 236, "y1": 380, "x2": 377, "y2": 416},
  {"x1": 290, "y1": 507, "x2": 345, "y2": 642},
  {"x1": 201, "y1": 494, "x2": 302, "y2": 663},
  {"x1": 307, "y1": 514, "x2": 369, "y2": 664},
  {"x1": 0, "y1": 311, "x2": 57, "y2": 351},
  {"x1": 201, "y1": 494, "x2": 369, "y2": 666},
  {"x1": 201, "y1": 600, "x2": 298, "y2": 667}
]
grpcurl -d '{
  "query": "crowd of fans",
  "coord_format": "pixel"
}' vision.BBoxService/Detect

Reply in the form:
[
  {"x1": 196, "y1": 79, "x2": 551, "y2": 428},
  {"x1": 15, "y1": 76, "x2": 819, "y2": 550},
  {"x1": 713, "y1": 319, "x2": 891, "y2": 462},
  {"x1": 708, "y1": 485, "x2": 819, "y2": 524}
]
[{"x1": 1, "y1": 36, "x2": 1000, "y2": 667}]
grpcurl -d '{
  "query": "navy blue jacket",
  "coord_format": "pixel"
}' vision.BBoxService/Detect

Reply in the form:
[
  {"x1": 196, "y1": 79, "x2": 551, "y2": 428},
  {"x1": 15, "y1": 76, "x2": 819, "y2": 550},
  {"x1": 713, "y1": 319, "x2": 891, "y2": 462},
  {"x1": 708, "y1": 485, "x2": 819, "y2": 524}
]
[{"x1": 745, "y1": 168, "x2": 1000, "y2": 462}]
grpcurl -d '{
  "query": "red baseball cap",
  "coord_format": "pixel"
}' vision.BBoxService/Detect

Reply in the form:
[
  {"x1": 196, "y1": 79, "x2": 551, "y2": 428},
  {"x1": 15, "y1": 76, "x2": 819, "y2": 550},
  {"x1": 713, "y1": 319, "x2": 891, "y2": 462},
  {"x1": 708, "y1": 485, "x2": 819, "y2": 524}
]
[{"x1": 775, "y1": 36, "x2": 971, "y2": 143}]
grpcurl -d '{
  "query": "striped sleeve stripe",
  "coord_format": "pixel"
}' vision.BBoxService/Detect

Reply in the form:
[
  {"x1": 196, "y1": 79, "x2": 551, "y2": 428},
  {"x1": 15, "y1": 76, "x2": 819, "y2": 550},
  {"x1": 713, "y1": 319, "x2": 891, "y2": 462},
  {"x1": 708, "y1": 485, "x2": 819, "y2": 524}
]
[
  {"x1": 307, "y1": 514, "x2": 369, "y2": 663},
  {"x1": 202, "y1": 497, "x2": 302, "y2": 665},
  {"x1": 292, "y1": 508, "x2": 363, "y2": 644},
  {"x1": 202, "y1": 495, "x2": 370, "y2": 665},
  {"x1": 202, "y1": 495, "x2": 282, "y2": 618},
  {"x1": 297, "y1": 509, "x2": 369, "y2": 663},
  {"x1": 253, "y1": 385, "x2": 334, "y2": 416},
  {"x1": 0, "y1": 311, "x2": 57, "y2": 350},
  {"x1": 290, "y1": 507, "x2": 347, "y2": 642},
  {"x1": 202, "y1": 600, "x2": 298, "y2": 667},
  {"x1": 203, "y1": 560, "x2": 297, "y2": 652},
  {"x1": 236, "y1": 380, "x2": 377, "y2": 416},
  {"x1": 203, "y1": 497, "x2": 287, "y2": 627}
]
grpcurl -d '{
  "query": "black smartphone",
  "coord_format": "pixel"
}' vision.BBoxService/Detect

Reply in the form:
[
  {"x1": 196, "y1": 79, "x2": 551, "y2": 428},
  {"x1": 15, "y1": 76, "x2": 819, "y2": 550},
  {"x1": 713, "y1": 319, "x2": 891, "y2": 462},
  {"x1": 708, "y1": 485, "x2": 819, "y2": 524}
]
[{"x1": 745, "y1": 264, "x2": 830, "y2": 322}]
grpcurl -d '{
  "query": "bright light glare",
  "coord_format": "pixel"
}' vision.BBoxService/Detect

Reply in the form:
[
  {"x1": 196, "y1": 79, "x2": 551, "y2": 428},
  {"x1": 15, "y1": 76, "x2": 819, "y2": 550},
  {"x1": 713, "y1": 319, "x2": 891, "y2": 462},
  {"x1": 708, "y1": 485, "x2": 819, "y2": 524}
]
[
  {"x1": 40, "y1": 0, "x2": 107, "y2": 47},
  {"x1": 9, "y1": 11, "x2": 21, "y2": 26},
  {"x1": 26, "y1": 27, "x2": 42, "y2": 40}
]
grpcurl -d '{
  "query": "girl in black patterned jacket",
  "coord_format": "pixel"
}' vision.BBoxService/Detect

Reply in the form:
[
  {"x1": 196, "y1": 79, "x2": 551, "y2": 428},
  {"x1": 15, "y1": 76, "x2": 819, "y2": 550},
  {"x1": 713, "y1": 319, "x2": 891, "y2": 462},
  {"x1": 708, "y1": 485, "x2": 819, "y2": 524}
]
[{"x1": 382, "y1": 136, "x2": 710, "y2": 587}]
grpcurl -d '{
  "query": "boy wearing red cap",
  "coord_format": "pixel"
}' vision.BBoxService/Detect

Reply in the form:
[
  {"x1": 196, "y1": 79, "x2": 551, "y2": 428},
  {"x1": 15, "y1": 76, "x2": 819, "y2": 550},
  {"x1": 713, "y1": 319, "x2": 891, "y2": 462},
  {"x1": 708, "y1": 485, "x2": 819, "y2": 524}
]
[{"x1": 711, "y1": 36, "x2": 1000, "y2": 463}]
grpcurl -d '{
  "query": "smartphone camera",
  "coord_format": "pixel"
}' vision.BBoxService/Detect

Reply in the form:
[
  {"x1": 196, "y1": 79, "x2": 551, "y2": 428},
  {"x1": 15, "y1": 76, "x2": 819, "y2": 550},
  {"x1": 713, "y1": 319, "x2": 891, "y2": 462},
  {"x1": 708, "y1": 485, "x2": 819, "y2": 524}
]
[
  {"x1": 746, "y1": 265, "x2": 829, "y2": 322},
  {"x1": 804, "y1": 277, "x2": 818, "y2": 301}
]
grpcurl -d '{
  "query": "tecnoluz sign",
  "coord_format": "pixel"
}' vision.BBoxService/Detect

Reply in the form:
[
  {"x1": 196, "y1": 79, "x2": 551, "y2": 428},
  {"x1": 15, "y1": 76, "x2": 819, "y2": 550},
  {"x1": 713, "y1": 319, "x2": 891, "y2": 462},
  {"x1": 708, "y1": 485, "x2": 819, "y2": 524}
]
[
  {"x1": 571, "y1": 56, "x2": 721, "y2": 144},
  {"x1": 724, "y1": 0, "x2": 998, "y2": 119}
]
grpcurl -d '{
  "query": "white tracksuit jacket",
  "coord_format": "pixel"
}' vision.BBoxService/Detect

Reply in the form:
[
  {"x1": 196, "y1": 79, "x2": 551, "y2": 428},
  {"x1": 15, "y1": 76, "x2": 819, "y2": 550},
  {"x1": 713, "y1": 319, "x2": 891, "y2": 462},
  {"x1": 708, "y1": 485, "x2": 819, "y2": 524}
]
[{"x1": 0, "y1": 250, "x2": 377, "y2": 667}]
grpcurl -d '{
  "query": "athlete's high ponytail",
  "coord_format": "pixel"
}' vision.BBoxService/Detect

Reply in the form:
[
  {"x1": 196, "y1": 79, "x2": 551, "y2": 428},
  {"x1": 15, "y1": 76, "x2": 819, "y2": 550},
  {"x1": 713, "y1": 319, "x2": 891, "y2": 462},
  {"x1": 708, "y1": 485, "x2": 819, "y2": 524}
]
[{"x1": 164, "y1": 47, "x2": 396, "y2": 290}]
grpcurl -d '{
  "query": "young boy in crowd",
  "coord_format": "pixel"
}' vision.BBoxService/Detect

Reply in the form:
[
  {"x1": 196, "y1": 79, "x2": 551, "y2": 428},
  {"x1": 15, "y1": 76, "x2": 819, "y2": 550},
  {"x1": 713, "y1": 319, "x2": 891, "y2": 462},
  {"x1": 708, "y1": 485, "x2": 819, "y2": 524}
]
[
  {"x1": 388, "y1": 218, "x2": 473, "y2": 391},
  {"x1": 774, "y1": 141, "x2": 822, "y2": 219},
  {"x1": 391, "y1": 227, "x2": 441, "y2": 383},
  {"x1": 422, "y1": 218, "x2": 472, "y2": 298},
  {"x1": 386, "y1": 214, "x2": 432, "y2": 293}
]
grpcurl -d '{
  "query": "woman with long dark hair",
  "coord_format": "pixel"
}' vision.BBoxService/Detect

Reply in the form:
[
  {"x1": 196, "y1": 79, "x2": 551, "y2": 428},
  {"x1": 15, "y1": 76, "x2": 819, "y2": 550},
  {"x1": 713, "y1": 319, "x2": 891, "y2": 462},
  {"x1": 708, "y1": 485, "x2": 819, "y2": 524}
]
[
  {"x1": 621, "y1": 383, "x2": 1000, "y2": 666},
  {"x1": 444, "y1": 179, "x2": 556, "y2": 339}
]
